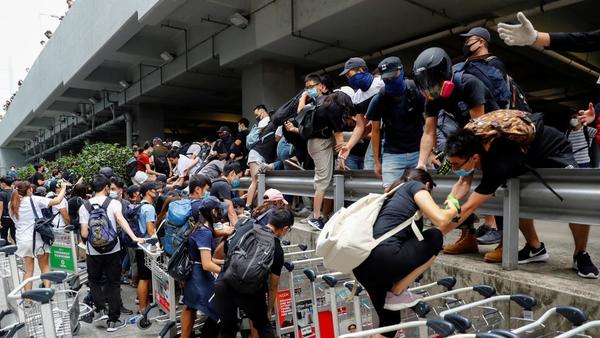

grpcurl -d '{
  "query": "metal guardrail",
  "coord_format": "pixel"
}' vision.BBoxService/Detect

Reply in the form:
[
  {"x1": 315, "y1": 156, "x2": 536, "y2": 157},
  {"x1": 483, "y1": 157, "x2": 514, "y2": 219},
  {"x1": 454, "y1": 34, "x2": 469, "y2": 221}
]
[{"x1": 239, "y1": 168, "x2": 600, "y2": 270}]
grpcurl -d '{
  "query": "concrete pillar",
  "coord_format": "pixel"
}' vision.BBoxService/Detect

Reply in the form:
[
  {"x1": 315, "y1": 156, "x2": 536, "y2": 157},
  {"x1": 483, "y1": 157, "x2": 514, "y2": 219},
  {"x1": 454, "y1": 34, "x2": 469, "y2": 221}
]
[
  {"x1": 241, "y1": 60, "x2": 298, "y2": 121},
  {"x1": 124, "y1": 112, "x2": 133, "y2": 148},
  {"x1": 0, "y1": 148, "x2": 25, "y2": 173},
  {"x1": 134, "y1": 104, "x2": 165, "y2": 144}
]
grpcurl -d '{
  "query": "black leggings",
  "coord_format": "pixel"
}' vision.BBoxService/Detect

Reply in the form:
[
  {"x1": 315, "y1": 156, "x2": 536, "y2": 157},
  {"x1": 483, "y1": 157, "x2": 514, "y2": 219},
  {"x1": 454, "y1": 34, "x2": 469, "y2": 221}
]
[
  {"x1": 0, "y1": 218, "x2": 15, "y2": 242},
  {"x1": 354, "y1": 228, "x2": 443, "y2": 337}
]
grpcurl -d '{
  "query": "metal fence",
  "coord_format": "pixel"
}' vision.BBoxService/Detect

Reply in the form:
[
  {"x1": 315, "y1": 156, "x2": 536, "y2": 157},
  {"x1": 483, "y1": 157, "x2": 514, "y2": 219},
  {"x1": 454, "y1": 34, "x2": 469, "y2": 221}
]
[{"x1": 239, "y1": 169, "x2": 600, "y2": 270}]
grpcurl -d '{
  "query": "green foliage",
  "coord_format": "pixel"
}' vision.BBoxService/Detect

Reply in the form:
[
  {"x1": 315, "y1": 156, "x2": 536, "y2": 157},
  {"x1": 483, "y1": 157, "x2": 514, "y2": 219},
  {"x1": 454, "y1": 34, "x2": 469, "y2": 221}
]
[
  {"x1": 16, "y1": 165, "x2": 35, "y2": 181},
  {"x1": 19, "y1": 143, "x2": 133, "y2": 184}
]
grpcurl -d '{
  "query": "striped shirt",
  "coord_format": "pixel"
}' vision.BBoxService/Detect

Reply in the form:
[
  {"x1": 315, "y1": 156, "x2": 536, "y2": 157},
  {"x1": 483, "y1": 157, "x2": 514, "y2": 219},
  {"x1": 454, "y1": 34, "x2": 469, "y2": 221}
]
[{"x1": 568, "y1": 127, "x2": 597, "y2": 165}]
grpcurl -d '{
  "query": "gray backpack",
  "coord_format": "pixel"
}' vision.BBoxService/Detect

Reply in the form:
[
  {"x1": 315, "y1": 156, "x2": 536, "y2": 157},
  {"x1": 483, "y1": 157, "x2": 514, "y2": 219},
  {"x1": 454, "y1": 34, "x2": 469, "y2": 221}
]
[{"x1": 222, "y1": 224, "x2": 275, "y2": 294}]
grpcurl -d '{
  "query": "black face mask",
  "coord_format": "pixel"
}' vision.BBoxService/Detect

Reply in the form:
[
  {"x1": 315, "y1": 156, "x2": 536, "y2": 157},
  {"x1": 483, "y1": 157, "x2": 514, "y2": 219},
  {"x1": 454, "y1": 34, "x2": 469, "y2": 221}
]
[{"x1": 462, "y1": 41, "x2": 478, "y2": 58}]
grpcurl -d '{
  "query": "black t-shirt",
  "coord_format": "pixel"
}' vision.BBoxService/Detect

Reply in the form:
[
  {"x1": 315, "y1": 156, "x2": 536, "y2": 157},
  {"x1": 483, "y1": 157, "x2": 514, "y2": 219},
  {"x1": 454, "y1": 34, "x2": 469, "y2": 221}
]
[
  {"x1": 231, "y1": 130, "x2": 249, "y2": 158},
  {"x1": 475, "y1": 117, "x2": 577, "y2": 195},
  {"x1": 373, "y1": 181, "x2": 425, "y2": 246},
  {"x1": 0, "y1": 188, "x2": 11, "y2": 217},
  {"x1": 367, "y1": 88, "x2": 425, "y2": 154},
  {"x1": 310, "y1": 95, "x2": 358, "y2": 139},
  {"x1": 31, "y1": 172, "x2": 44, "y2": 186},
  {"x1": 210, "y1": 178, "x2": 232, "y2": 201},
  {"x1": 67, "y1": 196, "x2": 85, "y2": 226},
  {"x1": 214, "y1": 136, "x2": 234, "y2": 156},
  {"x1": 425, "y1": 73, "x2": 499, "y2": 127},
  {"x1": 251, "y1": 122, "x2": 278, "y2": 163}
]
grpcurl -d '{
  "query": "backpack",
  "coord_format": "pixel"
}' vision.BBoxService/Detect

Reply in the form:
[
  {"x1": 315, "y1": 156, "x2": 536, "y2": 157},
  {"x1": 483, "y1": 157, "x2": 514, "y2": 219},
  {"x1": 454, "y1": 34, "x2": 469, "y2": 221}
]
[
  {"x1": 316, "y1": 183, "x2": 422, "y2": 273},
  {"x1": 464, "y1": 109, "x2": 536, "y2": 154},
  {"x1": 296, "y1": 104, "x2": 318, "y2": 140},
  {"x1": 120, "y1": 202, "x2": 147, "y2": 247},
  {"x1": 166, "y1": 199, "x2": 192, "y2": 226},
  {"x1": 30, "y1": 198, "x2": 57, "y2": 253},
  {"x1": 167, "y1": 235, "x2": 193, "y2": 282},
  {"x1": 154, "y1": 153, "x2": 169, "y2": 175},
  {"x1": 84, "y1": 198, "x2": 118, "y2": 254},
  {"x1": 125, "y1": 156, "x2": 138, "y2": 178},
  {"x1": 162, "y1": 199, "x2": 197, "y2": 256},
  {"x1": 222, "y1": 224, "x2": 276, "y2": 294},
  {"x1": 246, "y1": 123, "x2": 276, "y2": 150},
  {"x1": 436, "y1": 110, "x2": 461, "y2": 152},
  {"x1": 272, "y1": 91, "x2": 303, "y2": 126},
  {"x1": 183, "y1": 142, "x2": 202, "y2": 157},
  {"x1": 453, "y1": 58, "x2": 511, "y2": 108}
]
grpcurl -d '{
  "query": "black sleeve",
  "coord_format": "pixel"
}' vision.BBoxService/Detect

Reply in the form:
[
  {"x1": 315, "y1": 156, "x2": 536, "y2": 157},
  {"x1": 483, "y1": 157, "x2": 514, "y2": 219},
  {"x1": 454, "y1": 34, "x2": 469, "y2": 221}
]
[
  {"x1": 475, "y1": 141, "x2": 524, "y2": 195},
  {"x1": 461, "y1": 74, "x2": 487, "y2": 110},
  {"x1": 424, "y1": 100, "x2": 439, "y2": 118},
  {"x1": 549, "y1": 29, "x2": 600, "y2": 52},
  {"x1": 270, "y1": 239, "x2": 284, "y2": 276},
  {"x1": 365, "y1": 93, "x2": 383, "y2": 121},
  {"x1": 211, "y1": 183, "x2": 231, "y2": 201}
]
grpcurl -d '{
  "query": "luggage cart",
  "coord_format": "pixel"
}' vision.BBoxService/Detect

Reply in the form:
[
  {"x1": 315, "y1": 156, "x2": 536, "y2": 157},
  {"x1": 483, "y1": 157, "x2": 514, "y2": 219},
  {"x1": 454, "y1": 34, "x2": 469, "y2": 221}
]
[
  {"x1": 7, "y1": 271, "x2": 92, "y2": 338},
  {"x1": 136, "y1": 239, "x2": 178, "y2": 337},
  {"x1": 338, "y1": 318, "x2": 459, "y2": 338},
  {"x1": 417, "y1": 284, "x2": 497, "y2": 317},
  {"x1": 399, "y1": 276, "x2": 458, "y2": 324},
  {"x1": 0, "y1": 245, "x2": 22, "y2": 331},
  {"x1": 0, "y1": 322, "x2": 25, "y2": 338},
  {"x1": 487, "y1": 306, "x2": 588, "y2": 338},
  {"x1": 284, "y1": 249, "x2": 317, "y2": 260},
  {"x1": 439, "y1": 294, "x2": 537, "y2": 333},
  {"x1": 554, "y1": 320, "x2": 600, "y2": 338}
]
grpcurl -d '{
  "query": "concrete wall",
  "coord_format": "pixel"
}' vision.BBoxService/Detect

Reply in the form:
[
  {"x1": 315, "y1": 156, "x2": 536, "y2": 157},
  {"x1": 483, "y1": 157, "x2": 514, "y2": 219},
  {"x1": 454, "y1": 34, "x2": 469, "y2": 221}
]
[{"x1": 0, "y1": 147, "x2": 25, "y2": 170}]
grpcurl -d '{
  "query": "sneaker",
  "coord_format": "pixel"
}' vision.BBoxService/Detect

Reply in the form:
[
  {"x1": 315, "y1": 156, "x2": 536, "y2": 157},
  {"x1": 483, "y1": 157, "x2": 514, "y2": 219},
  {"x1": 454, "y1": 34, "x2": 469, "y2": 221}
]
[
  {"x1": 93, "y1": 309, "x2": 108, "y2": 323},
  {"x1": 483, "y1": 244, "x2": 503, "y2": 263},
  {"x1": 308, "y1": 217, "x2": 325, "y2": 231},
  {"x1": 475, "y1": 224, "x2": 492, "y2": 238},
  {"x1": 120, "y1": 304, "x2": 133, "y2": 315},
  {"x1": 106, "y1": 319, "x2": 126, "y2": 332},
  {"x1": 383, "y1": 291, "x2": 423, "y2": 311},
  {"x1": 284, "y1": 159, "x2": 304, "y2": 170},
  {"x1": 573, "y1": 251, "x2": 599, "y2": 279},
  {"x1": 293, "y1": 207, "x2": 312, "y2": 218},
  {"x1": 120, "y1": 276, "x2": 130, "y2": 285},
  {"x1": 443, "y1": 231, "x2": 478, "y2": 254},
  {"x1": 518, "y1": 242, "x2": 549, "y2": 264},
  {"x1": 477, "y1": 228, "x2": 502, "y2": 245}
]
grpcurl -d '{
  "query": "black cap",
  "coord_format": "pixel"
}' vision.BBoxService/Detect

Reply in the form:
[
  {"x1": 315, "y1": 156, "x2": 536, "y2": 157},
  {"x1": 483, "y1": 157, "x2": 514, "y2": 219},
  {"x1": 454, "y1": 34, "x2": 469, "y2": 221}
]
[
  {"x1": 217, "y1": 126, "x2": 230, "y2": 133},
  {"x1": 378, "y1": 56, "x2": 403, "y2": 79},
  {"x1": 140, "y1": 181, "x2": 163, "y2": 197},
  {"x1": 339, "y1": 57, "x2": 367, "y2": 76},
  {"x1": 198, "y1": 196, "x2": 227, "y2": 212},
  {"x1": 126, "y1": 185, "x2": 140, "y2": 198},
  {"x1": 48, "y1": 180, "x2": 59, "y2": 192},
  {"x1": 0, "y1": 176, "x2": 15, "y2": 186},
  {"x1": 232, "y1": 197, "x2": 245, "y2": 208},
  {"x1": 460, "y1": 27, "x2": 491, "y2": 43}
]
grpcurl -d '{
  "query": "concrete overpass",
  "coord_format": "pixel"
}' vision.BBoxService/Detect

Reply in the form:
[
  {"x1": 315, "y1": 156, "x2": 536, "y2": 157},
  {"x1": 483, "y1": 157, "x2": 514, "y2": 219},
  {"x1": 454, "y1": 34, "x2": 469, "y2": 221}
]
[{"x1": 1, "y1": 0, "x2": 599, "y2": 166}]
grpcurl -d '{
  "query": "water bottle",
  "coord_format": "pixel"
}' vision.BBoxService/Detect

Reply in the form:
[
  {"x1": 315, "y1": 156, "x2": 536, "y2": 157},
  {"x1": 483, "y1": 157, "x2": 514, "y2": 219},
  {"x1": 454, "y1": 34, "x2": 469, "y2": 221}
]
[{"x1": 127, "y1": 314, "x2": 142, "y2": 325}]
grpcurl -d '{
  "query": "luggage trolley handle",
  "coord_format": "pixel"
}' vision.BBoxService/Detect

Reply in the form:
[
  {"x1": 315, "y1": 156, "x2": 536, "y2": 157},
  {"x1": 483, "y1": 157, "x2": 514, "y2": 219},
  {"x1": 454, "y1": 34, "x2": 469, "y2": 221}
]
[
  {"x1": 409, "y1": 276, "x2": 457, "y2": 294},
  {"x1": 344, "y1": 281, "x2": 364, "y2": 331},
  {"x1": 439, "y1": 294, "x2": 537, "y2": 322},
  {"x1": 0, "y1": 245, "x2": 19, "y2": 289},
  {"x1": 508, "y1": 306, "x2": 587, "y2": 335},
  {"x1": 554, "y1": 320, "x2": 600, "y2": 338},
  {"x1": 137, "y1": 238, "x2": 162, "y2": 257},
  {"x1": 7, "y1": 271, "x2": 69, "y2": 301},
  {"x1": 338, "y1": 319, "x2": 456, "y2": 338},
  {"x1": 304, "y1": 269, "x2": 322, "y2": 338},
  {"x1": 447, "y1": 333, "x2": 516, "y2": 338}
]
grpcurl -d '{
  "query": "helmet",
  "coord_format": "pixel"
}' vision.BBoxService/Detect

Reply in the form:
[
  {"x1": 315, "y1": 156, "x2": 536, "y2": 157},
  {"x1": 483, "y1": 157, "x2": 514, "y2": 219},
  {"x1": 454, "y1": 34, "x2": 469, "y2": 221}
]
[
  {"x1": 99, "y1": 167, "x2": 114, "y2": 179},
  {"x1": 413, "y1": 47, "x2": 453, "y2": 100}
]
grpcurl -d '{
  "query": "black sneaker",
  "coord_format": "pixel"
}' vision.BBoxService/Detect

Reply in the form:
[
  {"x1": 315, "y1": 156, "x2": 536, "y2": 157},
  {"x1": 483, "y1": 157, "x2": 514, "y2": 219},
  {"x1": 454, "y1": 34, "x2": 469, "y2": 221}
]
[
  {"x1": 477, "y1": 228, "x2": 502, "y2": 245},
  {"x1": 120, "y1": 304, "x2": 133, "y2": 315},
  {"x1": 106, "y1": 319, "x2": 126, "y2": 332},
  {"x1": 308, "y1": 217, "x2": 325, "y2": 231},
  {"x1": 573, "y1": 251, "x2": 599, "y2": 279},
  {"x1": 518, "y1": 242, "x2": 549, "y2": 264},
  {"x1": 475, "y1": 224, "x2": 492, "y2": 238}
]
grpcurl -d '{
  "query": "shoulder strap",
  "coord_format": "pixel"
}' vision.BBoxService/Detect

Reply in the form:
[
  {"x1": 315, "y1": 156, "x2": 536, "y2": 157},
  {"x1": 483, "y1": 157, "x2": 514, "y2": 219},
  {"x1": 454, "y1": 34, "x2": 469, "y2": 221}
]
[
  {"x1": 374, "y1": 212, "x2": 423, "y2": 245},
  {"x1": 83, "y1": 200, "x2": 93, "y2": 213},
  {"x1": 101, "y1": 197, "x2": 112, "y2": 210},
  {"x1": 29, "y1": 197, "x2": 39, "y2": 219}
]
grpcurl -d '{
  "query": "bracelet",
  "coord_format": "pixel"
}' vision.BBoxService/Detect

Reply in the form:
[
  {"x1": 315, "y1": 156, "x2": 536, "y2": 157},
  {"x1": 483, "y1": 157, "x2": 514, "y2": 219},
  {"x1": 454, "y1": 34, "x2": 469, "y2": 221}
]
[{"x1": 446, "y1": 194, "x2": 461, "y2": 215}]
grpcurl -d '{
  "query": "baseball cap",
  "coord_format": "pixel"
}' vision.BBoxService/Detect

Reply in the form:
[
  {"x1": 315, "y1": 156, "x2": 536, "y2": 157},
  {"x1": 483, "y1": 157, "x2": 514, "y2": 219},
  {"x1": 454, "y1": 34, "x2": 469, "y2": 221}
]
[
  {"x1": 217, "y1": 126, "x2": 230, "y2": 133},
  {"x1": 34, "y1": 186, "x2": 47, "y2": 196},
  {"x1": 133, "y1": 171, "x2": 149, "y2": 185},
  {"x1": 378, "y1": 56, "x2": 403, "y2": 79},
  {"x1": 339, "y1": 57, "x2": 367, "y2": 76},
  {"x1": 140, "y1": 181, "x2": 163, "y2": 197},
  {"x1": 460, "y1": 27, "x2": 491, "y2": 43},
  {"x1": 198, "y1": 196, "x2": 228, "y2": 212},
  {"x1": 152, "y1": 137, "x2": 162, "y2": 144},
  {"x1": 172, "y1": 141, "x2": 182, "y2": 148},
  {"x1": 263, "y1": 188, "x2": 288, "y2": 204},
  {"x1": 231, "y1": 197, "x2": 245, "y2": 208}
]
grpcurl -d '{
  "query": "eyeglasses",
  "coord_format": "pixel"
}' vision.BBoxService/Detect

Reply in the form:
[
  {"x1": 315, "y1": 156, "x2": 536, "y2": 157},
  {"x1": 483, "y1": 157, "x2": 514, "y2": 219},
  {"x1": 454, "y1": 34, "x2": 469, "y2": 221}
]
[
  {"x1": 448, "y1": 157, "x2": 471, "y2": 170},
  {"x1": 286, "y1": 226, "x2": 293, "y2": 233},
  {"x1": 304, "y1": 83, "x2": 320, "y2": 90}
]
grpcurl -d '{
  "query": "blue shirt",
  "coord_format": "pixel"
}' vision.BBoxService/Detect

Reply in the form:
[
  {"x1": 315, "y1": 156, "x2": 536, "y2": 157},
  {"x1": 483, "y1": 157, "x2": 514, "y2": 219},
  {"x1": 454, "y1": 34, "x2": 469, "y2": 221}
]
[
  {"x1": 137, "y1": 202, "x2": 156, "y2": 236},
  {"x1": 188, "y1": 226, "x2": 215, "y2": 262}
]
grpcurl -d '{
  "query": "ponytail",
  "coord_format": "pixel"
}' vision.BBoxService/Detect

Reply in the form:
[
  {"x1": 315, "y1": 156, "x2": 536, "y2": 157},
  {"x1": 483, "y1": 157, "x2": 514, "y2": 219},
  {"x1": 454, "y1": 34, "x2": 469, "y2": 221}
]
[{"x1": 9, "y1": 189, "x2": 21, "y2": 220}]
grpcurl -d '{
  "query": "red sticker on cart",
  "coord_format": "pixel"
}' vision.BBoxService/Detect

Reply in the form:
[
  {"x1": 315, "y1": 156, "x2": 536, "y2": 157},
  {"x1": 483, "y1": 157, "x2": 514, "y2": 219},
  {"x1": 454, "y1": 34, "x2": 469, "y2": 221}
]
[{"x1": 277, "y1": 289, "x2": 292, "y2": 325}]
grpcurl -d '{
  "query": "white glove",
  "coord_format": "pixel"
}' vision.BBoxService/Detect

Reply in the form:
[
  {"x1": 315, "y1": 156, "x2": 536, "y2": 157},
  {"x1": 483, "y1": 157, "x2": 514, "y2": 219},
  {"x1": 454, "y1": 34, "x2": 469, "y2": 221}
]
[{"x1": 497, "y1": 12, "x2": 538, "y2": 46}]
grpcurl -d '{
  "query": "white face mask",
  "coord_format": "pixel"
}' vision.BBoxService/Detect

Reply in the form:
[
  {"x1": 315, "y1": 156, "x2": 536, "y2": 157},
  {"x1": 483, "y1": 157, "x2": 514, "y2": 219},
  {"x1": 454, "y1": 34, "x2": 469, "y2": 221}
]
[
  {"x1": 570, "y1": 118, "x2": 580, "y2": 129},
  {"x1": 109, "y1": 190, "x2": 119, "y2": 199}
]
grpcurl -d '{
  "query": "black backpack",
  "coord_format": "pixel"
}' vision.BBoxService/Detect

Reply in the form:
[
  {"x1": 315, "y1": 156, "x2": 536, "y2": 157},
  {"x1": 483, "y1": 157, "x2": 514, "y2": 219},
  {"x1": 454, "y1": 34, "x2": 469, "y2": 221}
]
[
  {"x1": 125, "y1": 156, "x2": 138, "y2": 178},
  {"x1": 167, "y1": 235, "x2": 193, "y2": 282},
  {"x1": 296, "y1": 104, "x2": 318, "y2": 140},
  {"x1": 30, "y1": 198, "x2": 57, "y2": 254},
  {"x1": 222, "y1": 224, "x2": 276, "y2": 294},
  {"x1": 154, "y1": 153, "x2": 169, "y2": 175}
]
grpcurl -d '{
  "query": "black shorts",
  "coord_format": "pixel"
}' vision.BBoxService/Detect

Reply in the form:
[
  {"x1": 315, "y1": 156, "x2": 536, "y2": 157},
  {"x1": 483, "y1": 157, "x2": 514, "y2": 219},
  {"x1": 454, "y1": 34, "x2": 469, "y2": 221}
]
[{"x1": 135, "y1": 249, "x2": 151, "y2": 280}]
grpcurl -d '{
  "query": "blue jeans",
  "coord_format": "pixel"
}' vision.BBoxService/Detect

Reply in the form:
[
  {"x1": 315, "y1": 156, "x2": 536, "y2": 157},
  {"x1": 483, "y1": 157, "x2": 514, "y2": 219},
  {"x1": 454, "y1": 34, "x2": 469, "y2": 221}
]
[
  {"x1": 345, "y1": 154, "x2": 364, "y2": 170},
  {"x1": 381, "y1": 151, "x2": 419, "y2": 188},
  {"x1": 363, "y1": 140, "x2": 375, "y2": 170}
]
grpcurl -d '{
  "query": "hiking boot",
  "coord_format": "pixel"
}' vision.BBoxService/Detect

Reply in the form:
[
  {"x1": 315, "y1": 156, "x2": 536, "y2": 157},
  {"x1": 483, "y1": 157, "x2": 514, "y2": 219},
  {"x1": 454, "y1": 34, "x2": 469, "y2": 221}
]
[
  {"x1": 573, "y1": 251, "x2": 599, "y2": 279},
  {"x1": 308, "y1": 217, "x2": 325, "y2": 231},
  {"x1": 477, "y1": 228, "x2": 502, "y2": 245},
  {"x1": 383, "y1": 291, "x2": 423, "y2": 311},
  {"x1": 518, "y1": 242, "x2": 549, "y2": 264},
  {"x1": 106, "y1": 319, "x2": 126, "y2": 332},
  {"x1": 443, "y1": 231, "x2": 478, "y2": 254},
  {"x1": 484, "y1": 244, "x2": 503, "y2": 263}
]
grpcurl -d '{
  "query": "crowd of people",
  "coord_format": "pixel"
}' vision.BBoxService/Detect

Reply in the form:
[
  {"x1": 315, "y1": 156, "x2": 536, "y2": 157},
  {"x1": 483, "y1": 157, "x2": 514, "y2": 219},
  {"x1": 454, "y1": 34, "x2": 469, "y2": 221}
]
[{"x1": 0, "y1": 11, "x2": 599, "y2": 337}]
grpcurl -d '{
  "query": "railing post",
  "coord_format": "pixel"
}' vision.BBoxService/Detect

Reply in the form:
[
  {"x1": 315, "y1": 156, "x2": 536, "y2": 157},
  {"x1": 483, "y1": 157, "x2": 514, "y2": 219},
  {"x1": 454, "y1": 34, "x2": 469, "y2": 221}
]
[
  {"x1": 257, "y1": 173, "x2": 266, "y2": 205},
  {"x1": 333, "y1": 174, "x2": 344, "y2": 212},
  {"x1": 502, "y1": 178, "x2": 520, "y2": 270}
]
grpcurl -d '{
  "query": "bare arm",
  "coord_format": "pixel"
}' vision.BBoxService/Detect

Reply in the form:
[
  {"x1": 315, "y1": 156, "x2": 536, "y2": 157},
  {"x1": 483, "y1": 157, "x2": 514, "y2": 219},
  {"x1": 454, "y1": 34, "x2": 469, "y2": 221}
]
[
  {"x1": 469, "y1": 104, "x2": 485, "y2": 119},
  {"x1": 371, "y1": 120, "x2": 382, "y2": 177},
  {"x1": 417, "y1": 116, "x2": 437, "y2": 168},
  {"x1": 413, "y1": 190, "x2": 458, "y2": 235},
  {"x1": 534, "y1": 32, "x2": 551, "y2": 47},
  {"x1": 48, "y1": 185, "x2": 67, "y2": 207},
  {"x1": 115, "y1": 208, "x2": 143, "y2": 242},
  {"x1": 450, "y1": 192, "x2": 492, "y2": 228},
  {"x1": 450, "y1": 174, "x2": 474, "y2": 201},
  {"x1": 267, "y1": 273, "x2": 280, "y2": 316},
  {"x1": 341, "y1": 114, "x2": 366, "y2": 154},
  {"x1": 224, "y1": 200, "x2": 238, "y2": 226},
  {"x1": 200, "y1": 249, "x2": 221, "y2": 273},
  {"x1": 146, "y1": 221, "x2": 156, "y2": 237},
  {"x1": 59, "y1": 208, "x2": 70, "y2": 225},
  {"x1": 144, "y1": 163, "x2": 161, "y2": 176},
  {"x1": 184, "y1": 155, "x2": 200, "y2": 173},
  {"x1": 296, "y1": 92, "x2": 309, "y2": 113},
  {"x1": 0, "y1": 201, "x2": 3, "y2": 219}
]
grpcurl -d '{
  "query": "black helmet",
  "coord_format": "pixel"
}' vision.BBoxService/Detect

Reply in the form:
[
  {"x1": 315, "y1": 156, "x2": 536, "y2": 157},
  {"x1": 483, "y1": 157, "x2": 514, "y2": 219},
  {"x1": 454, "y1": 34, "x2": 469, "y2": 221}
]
[
  {"x1": 413, "y1": 47, "x2": 453, "y2": 100},
  {"x1": 99, "y1": 167, "x2": 114, "y2": 179}
]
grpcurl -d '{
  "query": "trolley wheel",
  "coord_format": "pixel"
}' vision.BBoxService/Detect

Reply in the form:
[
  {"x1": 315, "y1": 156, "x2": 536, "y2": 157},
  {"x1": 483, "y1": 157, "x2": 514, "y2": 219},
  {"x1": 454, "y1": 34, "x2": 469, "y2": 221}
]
[
  {"x1": 72, "y1": 322, "x2": 81, "y2": 335},
  {"x1": 137, "y1": 317, "x2": 152, "y2": 330}
]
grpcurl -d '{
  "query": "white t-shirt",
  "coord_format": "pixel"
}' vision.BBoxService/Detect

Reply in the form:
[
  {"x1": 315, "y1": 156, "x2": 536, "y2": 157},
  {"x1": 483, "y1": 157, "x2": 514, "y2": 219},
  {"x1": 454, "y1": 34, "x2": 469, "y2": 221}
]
[
  {"x1": 175, "y1": 154, "x2": 201, "y2": 177},
  {"x1": 79, "y1": 196, "x2": 122, "y2": 256},
  {"x1": 46, "y1": 193, "x2": 68, "y2": 227},
  {"x1": 352, "y1": 76, "x2": 385, "y2": 105},
  {"x1": 10, "y1": 196, "x2": 51, "y2": 245}
]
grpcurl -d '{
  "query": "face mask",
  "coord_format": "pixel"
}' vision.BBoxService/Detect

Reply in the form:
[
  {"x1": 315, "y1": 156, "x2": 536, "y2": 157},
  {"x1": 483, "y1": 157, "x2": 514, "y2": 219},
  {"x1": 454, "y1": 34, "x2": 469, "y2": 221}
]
[
  {"x1": 462, "y1": 41, "x2": 479, "y2": 58},
  {"x1": 238, "y1": 126, "x2": 242, "y2": 132},
  {"x1": 109, "y1": 191, "x2": 119, "y2": 199},
  {"x1": 453, "y1": 168, "x2": 474, "y2": 177},
  {"x1": 570, "y1": 118, "x2": 580, "y2": 129},
  {"x1": 307, "y1": 87, "x2": 319, "y2": 98},
  {"x1": 203, "y1": 191, "x2": 210, "y2": 198},
  {"x1": 230, "y1": 178, "x2": 240, "y2": 188},
  {"x1": 384, "y1": 71, "x2": 406, "y2": 97},
  {"x1": 348, "y1": 72, "x2": 374, "y2": 91}
]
